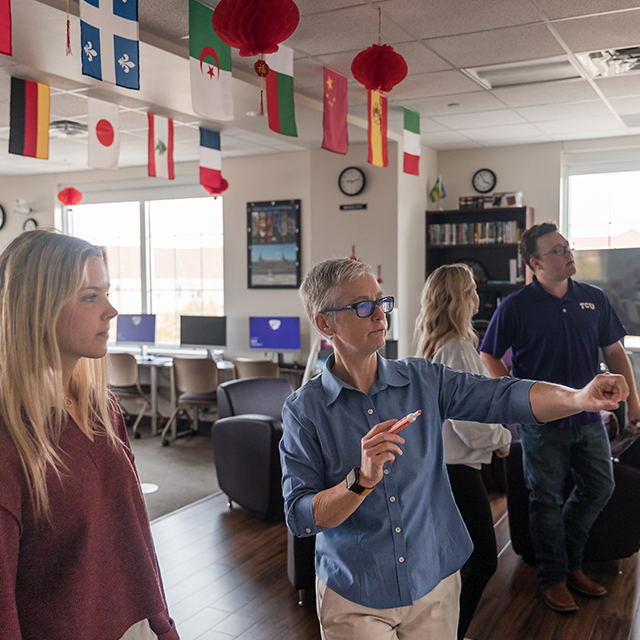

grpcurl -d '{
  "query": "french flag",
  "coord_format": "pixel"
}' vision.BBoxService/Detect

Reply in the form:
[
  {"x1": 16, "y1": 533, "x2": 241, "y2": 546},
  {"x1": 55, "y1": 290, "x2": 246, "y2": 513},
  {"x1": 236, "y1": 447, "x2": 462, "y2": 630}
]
[{"x1": 199, "y1": 127, "x2": 221, "y2": 190}]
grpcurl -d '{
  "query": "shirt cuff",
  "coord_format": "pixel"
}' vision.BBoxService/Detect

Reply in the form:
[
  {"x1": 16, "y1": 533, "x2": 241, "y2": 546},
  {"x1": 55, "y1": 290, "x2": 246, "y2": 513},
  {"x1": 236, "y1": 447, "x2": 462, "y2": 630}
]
[{"x1": 293, "y1": 493, "x2": 322, "y2": 536}]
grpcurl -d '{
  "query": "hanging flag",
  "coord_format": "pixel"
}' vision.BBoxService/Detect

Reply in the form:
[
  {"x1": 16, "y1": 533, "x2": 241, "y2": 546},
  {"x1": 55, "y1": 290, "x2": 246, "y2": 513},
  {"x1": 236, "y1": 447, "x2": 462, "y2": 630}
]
[
  {"x1": 368, "y1": 90, "x2": 387, "y2": 168},
  {"x1": 148, "y1": 114, "x2": 174, "y2": 180},
  {"x1": 429, "y1": 175, "x2": 446, "y2": 203},
  {"x1": 0, "y1": 0, "x2": 11, "y2": 56},
  {"x1": 265, "y1": 45, "x2": 297, "y2": 137},
  {"x1": 403, "y1": 107, "x2": 420, "y2": 176},
  {"x1": 80, "y1": 0, "x2": 140, "y2": 90},
  {"x1": 88, "y1": 98, "x2": 120, "y2": 170},
  {"x1": 322, "y1": 67, "x2": 348, "y2": 155},
  {"x1": 189, "y1": 0, "x2": 233, "y2": 122},
  {"x1": 199, "y1": 127, "x2": 221, "y2": 190},
  {"x1": 9, "y1": 78, "x2": 49, "y2": 159}
]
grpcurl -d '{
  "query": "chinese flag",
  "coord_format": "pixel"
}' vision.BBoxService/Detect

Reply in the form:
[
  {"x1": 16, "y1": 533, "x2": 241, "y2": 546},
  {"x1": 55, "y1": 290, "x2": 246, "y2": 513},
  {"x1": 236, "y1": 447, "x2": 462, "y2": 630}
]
[
  {"x1": 322, "y1": 67, "x2": 348, "y2": 154},
  {"x1": 0, "y1": 0, "x2": 11, "y2": 56},
  {"x1": 368, "y1": 90, "x2": 388, "y2": 168}
]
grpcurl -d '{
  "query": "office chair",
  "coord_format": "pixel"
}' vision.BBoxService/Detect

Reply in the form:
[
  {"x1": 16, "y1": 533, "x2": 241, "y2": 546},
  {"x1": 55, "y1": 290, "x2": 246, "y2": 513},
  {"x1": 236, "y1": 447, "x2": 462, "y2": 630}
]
[
  {"x1": 108, "y1": 353, "x2": 151, "y2": 439},
  {"x1": 233, "y1": 357, "x2": 280, "y2": 379},
  {"x1": 161, "y1": 357, "x2": 219, "y2": 446}
]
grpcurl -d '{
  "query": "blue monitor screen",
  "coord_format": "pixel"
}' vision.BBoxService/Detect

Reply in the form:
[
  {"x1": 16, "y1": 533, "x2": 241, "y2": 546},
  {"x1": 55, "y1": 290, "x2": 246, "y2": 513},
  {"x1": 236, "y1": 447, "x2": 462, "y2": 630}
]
[
  {"x1": 180, "y1": 316, "x2": 227, "y2": 348},
  {"x1": 116, "y1": 314, "x2": 156, "y2": 344},
  {"x1": 250, "y1": 316, "x2": 300, "y2": 351}
]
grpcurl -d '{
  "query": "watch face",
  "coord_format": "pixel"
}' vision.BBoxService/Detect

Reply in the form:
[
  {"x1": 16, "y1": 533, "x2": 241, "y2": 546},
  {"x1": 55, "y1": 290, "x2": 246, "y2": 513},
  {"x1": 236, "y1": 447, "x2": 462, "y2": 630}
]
[
  {"x1": 472, "y1": 169, "x2": 497, "y2": 194},
  {"x1": 339, "y1": 167, "x2": 366, "y2": 196},
  {"x1": 23, "y1": 218, "x2": 38, "y2": 231}
]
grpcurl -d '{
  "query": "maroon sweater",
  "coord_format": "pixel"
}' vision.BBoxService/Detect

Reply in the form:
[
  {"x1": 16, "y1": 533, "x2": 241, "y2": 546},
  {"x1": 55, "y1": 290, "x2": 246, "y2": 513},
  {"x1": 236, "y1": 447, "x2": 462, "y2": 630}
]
[{"x1": 0, "y1": 407, "x2": 179, "y2": 640}]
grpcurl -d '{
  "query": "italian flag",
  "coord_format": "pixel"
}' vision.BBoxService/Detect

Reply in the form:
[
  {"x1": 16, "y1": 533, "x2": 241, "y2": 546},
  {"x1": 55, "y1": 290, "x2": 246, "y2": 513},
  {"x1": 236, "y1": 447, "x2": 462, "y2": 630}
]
[
  {"x1": 403, "y1": 107, "x2": 420, "y2": 176},
  {"x1": 265, "y1": 45, "x2": 298, "y2": 137},
  {"x1": 368, "y1": 90, "x2": 387, "y2": 168},
  {"x1": 148, "y1": 113, "x2": 174, "y2": 180},
  {"x1": 190, "y1": 0, "x2": 233, "y2": 121}
]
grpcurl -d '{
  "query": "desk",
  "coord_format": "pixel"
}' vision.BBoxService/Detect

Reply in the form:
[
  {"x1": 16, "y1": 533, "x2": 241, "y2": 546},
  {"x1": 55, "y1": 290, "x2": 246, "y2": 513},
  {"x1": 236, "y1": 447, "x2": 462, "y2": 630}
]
[{"x1": 135, "y1": 356, "x2": 172, "y2": 435}]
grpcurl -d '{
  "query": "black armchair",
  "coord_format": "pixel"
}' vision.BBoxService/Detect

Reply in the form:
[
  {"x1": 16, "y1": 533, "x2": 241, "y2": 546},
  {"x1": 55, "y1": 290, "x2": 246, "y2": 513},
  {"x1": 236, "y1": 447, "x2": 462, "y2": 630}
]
[{"x1": 212, "y1": 376, "x2": 293, "y2": 520}]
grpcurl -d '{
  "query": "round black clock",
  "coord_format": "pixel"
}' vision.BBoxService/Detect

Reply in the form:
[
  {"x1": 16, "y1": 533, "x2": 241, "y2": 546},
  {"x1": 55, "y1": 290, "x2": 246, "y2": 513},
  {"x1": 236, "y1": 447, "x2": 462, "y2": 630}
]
[
  {"x1": 339, "y1": 166, "x2": 366, "y2": 196},
  {"x1": 472, "y1": 168, "x2": 497, "y2": 194},
  {"x1": 0, "y1": 204, "x2": 5, "y2": 230},
  {"x1": 23, "y1": 218, "x2": 38, "y2": 231}
]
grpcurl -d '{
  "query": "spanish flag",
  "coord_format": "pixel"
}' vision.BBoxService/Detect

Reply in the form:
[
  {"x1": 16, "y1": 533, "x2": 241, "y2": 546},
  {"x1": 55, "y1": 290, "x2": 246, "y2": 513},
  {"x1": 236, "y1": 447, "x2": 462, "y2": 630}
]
[
  {"x1": 368, "y1": 90, "x2": 387, "y2": 168},
  {"x1": 9, "y1": 78, "x2": 50, "y2": 159}
]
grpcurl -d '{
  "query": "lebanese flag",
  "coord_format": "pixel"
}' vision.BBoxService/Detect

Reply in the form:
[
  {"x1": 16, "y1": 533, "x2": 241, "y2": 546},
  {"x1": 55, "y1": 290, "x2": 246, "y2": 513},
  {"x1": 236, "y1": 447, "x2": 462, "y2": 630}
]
[
  {"x1": 88, "y1": 98, "x2": 120, "y2": 170},
  {"x1": 403, "y1": 107, "x2": 420, "y2": 176},
  {"x1": 199, "y1": 127, "x2": 221, "y2": 190},
  {"x1": 9, "y1": 78, "x2": 49, "y2": 159},
  {"x1": 265, "y1": 45, "x2": 297, "y2": 137},
  {"x1": 367, "y1": 90, "x2": 387, "y2": 168},
  {"x1": 322, "y1": 67, "x2": 348, "y2": 154},
  {"x1": 148, "y1": 113, "x2": 174, "y2": 180},
  {"x1": 0, "y1": 0, "x2": 11, "y2": 56}
]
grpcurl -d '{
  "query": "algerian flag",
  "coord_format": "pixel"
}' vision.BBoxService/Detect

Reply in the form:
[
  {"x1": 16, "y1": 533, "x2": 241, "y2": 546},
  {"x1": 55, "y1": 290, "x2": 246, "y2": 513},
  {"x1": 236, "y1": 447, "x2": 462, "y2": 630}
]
[
  {"x1": 403, "y1": 107, "x2": 420, "y2": 176},
  {"x1": 265, "y1": 45, "x2": 297, "y2": 137},
  {"x1": 189, "y1": 0, "x2": 233, "y2": 121},
  {"x1": 148, "y1": 113, "x2": 174, "y2": 180}
]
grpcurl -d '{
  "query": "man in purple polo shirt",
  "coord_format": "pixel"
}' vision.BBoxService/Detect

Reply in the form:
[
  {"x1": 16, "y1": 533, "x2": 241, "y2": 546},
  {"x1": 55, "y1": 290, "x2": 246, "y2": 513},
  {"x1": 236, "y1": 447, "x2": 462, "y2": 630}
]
[{"x1": 480, "y1": 221, "x2": 640, "y2": 614}]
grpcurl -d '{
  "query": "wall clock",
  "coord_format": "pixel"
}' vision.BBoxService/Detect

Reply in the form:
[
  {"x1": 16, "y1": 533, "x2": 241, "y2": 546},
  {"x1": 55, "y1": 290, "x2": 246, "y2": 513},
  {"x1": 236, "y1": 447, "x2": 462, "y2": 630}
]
[
  {"x1": 0, "y1": 204, "x2": 5, "y2": 230},
  {"x1": 472, "y1": 168, "x2": 497, "y2": 194},
  {"x1": 23, "y1": 218, "x2": 38, "y2": 231},
  {"x1": 339, "y1": 167, "x2": 366, "y2": 196}
]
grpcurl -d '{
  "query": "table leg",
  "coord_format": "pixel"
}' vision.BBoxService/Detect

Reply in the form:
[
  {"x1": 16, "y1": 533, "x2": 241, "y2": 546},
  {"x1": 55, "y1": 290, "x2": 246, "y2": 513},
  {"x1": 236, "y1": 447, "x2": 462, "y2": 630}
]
[{"x1": 150, "y1": 365, "x2": 158, "y2": 436}]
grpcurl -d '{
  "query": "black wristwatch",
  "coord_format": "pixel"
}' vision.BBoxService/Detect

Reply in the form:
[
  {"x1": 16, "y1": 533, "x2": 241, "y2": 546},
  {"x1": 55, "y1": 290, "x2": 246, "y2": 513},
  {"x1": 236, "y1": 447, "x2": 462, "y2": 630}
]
[{"x1": 346, "y1": 467, "x2": 374, "y2": 497}]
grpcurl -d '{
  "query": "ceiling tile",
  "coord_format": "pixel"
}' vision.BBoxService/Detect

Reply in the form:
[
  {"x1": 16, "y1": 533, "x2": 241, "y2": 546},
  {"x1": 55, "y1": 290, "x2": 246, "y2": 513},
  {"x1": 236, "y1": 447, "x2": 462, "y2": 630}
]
[
  {"x1": 389, "y1": 70, "x2": 481, "y2": 100},
  {"x1": 491, "y1": 79, "x2": 600, "y2": 107},
  {"x1": 295, "y1": 0, "x2": 368, "y2": 15},
  {"x1": 535, "y1": 0, "x2": 640, "y2": 20},
  {"x1": 426, "y1": 24, "x2": 565, "y2": 68},
  {"x1": 460, "y1": 122, "x2": 547, "y2": 141},
  {"x1": 433, "y1": 108, "x2": 526, "y2": 129},
  {"x1": 515, "y1": 100, "x2": 612, "y2": 122},
  {"x1": 50, "y1": 93, "x2": 89, "y2": 119},
  {"x1": 595, "y1": 74, "x2": 640, "y2": 99},
  {"x1": 392, "y1": 91, "x2": 508, "y2": 115},
  {"x1": 608, "y1": 96, "x2": 640, "y2": 116},
  {"x1": 535, "y1": 115, "x2": 623, "y2": 134}
]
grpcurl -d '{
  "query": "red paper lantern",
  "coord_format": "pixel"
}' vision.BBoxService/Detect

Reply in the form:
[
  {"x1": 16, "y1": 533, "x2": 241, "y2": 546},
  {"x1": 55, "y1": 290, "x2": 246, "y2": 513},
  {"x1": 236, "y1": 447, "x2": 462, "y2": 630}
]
[
  {"x1": 203, "y1": 178, "x2": 229, "y2": 195},
  {"x1": 351, "y1": 44, "x2": 408, "y2": 93},
  {"x1": 57, "y1": 187, "x2": 83, "y2": 206},
  {"x1": 212, "y1": 0, "x2": 300, "y2": 58}
]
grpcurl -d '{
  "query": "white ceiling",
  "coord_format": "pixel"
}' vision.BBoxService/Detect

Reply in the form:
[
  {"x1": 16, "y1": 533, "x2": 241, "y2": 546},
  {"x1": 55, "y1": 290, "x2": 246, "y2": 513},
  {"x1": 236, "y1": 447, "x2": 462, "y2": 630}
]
[{"x1": 4, "y1": 0, "x2": 640, "y2": 176}]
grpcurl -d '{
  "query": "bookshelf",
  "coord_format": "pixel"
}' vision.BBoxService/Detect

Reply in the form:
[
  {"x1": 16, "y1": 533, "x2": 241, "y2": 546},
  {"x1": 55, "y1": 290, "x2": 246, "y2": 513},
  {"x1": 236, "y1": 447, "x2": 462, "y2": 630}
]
[{"x1": 426, "y1": 206, "x2": 534, "y2": 327}]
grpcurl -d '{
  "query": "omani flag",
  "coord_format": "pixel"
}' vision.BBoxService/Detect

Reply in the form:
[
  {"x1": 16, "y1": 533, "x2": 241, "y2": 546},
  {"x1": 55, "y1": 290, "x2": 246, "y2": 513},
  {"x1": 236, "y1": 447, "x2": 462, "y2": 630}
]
[{"x1": 265, "y1": 45, "x2": 298, "y2": 137}]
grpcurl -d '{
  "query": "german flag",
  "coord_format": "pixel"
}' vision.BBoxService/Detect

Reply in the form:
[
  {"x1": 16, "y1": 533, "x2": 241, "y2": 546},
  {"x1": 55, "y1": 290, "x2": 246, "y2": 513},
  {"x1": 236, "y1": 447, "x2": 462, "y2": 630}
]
[
  {"x1": 368, "y1": 90, "x2": 387, "y2": 168},
  {"x1": 9, "y1": 78, "x2": 50, "y2": 159}
]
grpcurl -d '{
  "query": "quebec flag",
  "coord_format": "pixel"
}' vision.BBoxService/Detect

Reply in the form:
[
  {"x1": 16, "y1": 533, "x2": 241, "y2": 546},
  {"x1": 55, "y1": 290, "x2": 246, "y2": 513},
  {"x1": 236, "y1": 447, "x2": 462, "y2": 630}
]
[{"x1": 80, "y1": 0, "x2": 140, "y2": 90}]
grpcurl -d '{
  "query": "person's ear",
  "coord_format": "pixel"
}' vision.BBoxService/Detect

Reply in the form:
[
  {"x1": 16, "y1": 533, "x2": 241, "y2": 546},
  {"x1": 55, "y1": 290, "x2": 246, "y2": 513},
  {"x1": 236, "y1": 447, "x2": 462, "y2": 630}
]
[{"x1": 315, "y1": 312, "x2": 333, "y2": 340}]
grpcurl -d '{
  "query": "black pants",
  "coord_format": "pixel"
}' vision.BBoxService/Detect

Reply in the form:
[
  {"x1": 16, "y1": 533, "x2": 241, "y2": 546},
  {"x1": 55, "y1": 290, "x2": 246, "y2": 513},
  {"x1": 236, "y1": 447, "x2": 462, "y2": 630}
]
[{"x1": 447, "y1": 464, "x2": 498, "y2": 640}]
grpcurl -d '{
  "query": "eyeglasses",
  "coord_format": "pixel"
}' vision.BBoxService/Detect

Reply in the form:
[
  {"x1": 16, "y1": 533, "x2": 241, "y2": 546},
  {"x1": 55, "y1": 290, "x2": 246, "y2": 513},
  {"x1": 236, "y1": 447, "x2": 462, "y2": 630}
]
[
  {"x1": 537, "y1": 242, "x2": 575, "y2": 258},
  {"x1": 321, "y1": 296, "x2": 394, "y2": 318}
]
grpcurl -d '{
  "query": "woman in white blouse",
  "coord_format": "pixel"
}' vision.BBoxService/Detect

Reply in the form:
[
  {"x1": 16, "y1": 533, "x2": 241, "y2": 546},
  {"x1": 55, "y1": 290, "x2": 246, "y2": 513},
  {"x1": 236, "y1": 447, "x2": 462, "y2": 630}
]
[{"x1": 415, "y1": 263, "x2": 511, "y2": 640}]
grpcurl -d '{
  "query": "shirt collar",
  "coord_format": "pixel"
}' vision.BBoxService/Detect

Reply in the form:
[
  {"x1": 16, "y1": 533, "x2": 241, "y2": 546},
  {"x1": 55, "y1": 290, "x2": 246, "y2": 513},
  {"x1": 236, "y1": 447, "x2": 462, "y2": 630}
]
[
  {"x1": 531, "y1": 275, "x2": 575, "y2": 300},
  {"x1": 321, "y1": 352, "x2": 410, "y2": 405}
]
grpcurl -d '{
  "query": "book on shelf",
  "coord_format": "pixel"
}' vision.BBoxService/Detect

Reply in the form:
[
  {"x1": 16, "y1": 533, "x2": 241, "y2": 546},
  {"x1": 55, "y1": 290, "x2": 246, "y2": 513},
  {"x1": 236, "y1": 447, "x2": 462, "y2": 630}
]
[{"x1": 428, "y1": 220, "x2": 522, "y2": 246}]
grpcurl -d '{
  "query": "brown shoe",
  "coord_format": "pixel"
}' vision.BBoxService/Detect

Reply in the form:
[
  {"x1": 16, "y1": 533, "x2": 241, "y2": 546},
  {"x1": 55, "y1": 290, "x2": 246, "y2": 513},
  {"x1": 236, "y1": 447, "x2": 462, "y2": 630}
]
[
  {"x1": 544, "y1": 583, "x2": 579, "y2": 613},
  {"x1": 567, "y1": 570, "x2": 607, "y2": 597}
]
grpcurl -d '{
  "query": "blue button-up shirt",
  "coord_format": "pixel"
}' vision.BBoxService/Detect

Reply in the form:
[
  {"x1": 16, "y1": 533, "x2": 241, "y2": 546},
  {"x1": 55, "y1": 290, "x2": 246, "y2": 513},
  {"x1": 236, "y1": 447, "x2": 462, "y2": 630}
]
[{"x1": 280, "y1": 354, "x2": 537, "y2": 609}]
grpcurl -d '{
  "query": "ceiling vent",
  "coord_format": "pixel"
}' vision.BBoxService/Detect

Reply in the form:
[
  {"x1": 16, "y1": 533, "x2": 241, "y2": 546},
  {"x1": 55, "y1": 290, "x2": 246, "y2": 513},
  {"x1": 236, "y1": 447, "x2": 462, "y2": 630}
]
[
  {"x1": 49, "y1": 120, "x2": 89, "y2": 138},
  {"x1": 576, "y1": 46, "x2": 640, "y2": 79},
  {"x1": 463, "y1": 55, "x2": 582, "y2": 90}
]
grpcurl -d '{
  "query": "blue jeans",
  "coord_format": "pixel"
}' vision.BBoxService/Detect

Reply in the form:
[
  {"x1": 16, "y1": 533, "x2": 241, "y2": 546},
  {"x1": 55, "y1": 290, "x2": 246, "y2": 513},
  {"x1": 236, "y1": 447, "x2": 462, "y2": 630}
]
[{"x1": 518, "y1": 421, "x2": 614, "y2": 590}]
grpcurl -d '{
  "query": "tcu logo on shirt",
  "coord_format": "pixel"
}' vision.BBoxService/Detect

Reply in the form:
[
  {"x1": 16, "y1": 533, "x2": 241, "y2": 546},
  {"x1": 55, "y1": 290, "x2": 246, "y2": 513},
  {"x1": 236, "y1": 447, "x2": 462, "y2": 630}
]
[{"x1": 579, "y1": 302, "x2": 596, "y2": 310}]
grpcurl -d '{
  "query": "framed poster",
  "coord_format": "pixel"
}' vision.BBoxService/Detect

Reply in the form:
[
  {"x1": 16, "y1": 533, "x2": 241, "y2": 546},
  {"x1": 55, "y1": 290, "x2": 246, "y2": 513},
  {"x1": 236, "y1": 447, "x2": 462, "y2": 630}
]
[{"x1": 247, "y1": 199, "x2": 301, "y2": 289}]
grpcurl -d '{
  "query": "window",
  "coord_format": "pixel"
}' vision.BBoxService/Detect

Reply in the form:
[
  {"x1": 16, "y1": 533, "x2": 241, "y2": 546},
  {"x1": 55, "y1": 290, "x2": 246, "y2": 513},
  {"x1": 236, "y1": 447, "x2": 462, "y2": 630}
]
[{"x1": 68, "y1": 196, "x2": 224, "y2": 344}]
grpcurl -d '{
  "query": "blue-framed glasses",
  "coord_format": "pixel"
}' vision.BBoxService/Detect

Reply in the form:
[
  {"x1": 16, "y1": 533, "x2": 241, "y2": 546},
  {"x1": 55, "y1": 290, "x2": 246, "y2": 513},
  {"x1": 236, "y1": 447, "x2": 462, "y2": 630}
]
[{"x1": 321, "y1": 296, "x2": 394, "y2": 318}]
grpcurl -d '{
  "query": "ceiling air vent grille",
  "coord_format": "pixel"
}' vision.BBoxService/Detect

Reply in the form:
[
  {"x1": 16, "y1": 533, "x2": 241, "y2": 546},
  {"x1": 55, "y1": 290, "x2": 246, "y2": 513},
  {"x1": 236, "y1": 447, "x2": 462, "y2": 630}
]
[
  {"x1": 577, "y1": 46, "x2": 640, "y2": 79},
  {"x1": 49, "y1": 120, "x2": 89, "y2": 138}
]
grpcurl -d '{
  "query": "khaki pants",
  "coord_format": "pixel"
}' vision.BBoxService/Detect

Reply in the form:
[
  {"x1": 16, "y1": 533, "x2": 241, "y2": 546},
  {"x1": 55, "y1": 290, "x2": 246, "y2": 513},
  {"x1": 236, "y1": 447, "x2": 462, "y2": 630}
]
[
  {"x1": 119, "y1": 619, "x2": 157, "y2": 640},
  {"x1": 316, "y1": 572, "x2": 461, "y2": 640}
]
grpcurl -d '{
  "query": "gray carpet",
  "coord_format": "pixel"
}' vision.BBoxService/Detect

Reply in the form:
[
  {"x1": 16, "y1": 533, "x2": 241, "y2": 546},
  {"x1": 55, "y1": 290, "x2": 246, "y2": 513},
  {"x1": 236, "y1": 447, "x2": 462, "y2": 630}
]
[{"x1": 129, "y1": 421, "x2": 220, "y2": 521}]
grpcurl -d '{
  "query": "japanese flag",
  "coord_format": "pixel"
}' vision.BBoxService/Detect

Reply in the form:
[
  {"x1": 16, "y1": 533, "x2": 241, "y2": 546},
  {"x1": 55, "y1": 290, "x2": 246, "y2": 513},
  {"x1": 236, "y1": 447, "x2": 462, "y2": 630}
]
[{"x1": 88, "y1": 98, "x2": 120, "y2": 170}]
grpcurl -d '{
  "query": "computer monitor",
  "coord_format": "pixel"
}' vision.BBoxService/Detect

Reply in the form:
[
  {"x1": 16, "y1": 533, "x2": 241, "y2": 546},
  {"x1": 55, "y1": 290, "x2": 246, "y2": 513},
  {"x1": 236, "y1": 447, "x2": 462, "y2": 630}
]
[
  {"x1": 180, "y1": 316, "x2": 227, "y2": 352},
  {"x1": 116, "y1": 314, "x2": 156, "y2": 344},
  {"x1": 249, "y1": 316, "x2": 301, "y2": 354}
]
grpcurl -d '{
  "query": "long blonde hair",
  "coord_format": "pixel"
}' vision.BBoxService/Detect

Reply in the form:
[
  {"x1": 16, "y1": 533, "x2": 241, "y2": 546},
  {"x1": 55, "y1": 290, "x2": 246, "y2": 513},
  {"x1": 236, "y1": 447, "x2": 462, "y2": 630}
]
[
  {"x1": 414, "y1": 263, "x2": 478, "y2": 360},
  {"x1": 0, "y1": 230, "x2": 118, "y2": 517}
]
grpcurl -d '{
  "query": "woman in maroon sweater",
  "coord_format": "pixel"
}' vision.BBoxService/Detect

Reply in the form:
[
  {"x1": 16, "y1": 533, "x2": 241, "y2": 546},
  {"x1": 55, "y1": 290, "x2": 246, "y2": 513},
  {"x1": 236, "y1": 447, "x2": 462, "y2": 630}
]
[{"x1": 0, "y1": 230, "x2": 179, "y2": 640}]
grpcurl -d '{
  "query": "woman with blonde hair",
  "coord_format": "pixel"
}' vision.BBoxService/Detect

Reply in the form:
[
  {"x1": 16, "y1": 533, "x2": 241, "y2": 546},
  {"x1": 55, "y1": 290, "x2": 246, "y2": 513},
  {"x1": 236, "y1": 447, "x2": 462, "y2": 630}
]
[
  {"x1": 415, "y1": 263, "x2": 511, "y2": 640},
  {"x1": 0, "y1": 229, "x2": 179, "y2": 640}
]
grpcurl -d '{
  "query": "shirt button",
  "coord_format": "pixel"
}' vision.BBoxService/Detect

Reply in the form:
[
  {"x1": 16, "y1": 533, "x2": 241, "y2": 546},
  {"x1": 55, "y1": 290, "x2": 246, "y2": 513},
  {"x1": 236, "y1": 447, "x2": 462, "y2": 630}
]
[
  {"x1": 395, "y1": 527, "x2": 401, "y2": 533},
  {"x1": 390, "y1": 496, "x2": 396, "y2": 502},
  {"x1": 368, "y1": 409, "x2": 373, "y2": 415},
  {"x1": 399, "y1": 557, "x2": 405, "y2": 563},
  {"x1": 306, "y1": 528, "x2": 311, "y2": 534},
  {"x1": 384, "y1": 469, "x2": 390, "y2": 475},
  {"x1": 563, "y1": 309, "x2": 567, "y2": 313}
]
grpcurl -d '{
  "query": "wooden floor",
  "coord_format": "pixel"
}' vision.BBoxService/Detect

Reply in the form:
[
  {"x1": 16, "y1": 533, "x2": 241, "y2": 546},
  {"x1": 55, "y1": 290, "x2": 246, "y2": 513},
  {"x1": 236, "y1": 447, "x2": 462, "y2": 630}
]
[{"x1": 151, "y1": 491, "x2": 640, "y2": 640}]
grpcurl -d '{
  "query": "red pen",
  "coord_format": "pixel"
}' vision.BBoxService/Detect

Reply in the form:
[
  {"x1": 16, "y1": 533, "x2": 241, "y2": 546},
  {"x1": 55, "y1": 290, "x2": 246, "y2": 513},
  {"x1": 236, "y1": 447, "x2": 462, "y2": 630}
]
[{"x1": 388, "y1": 409, "x2": 422, "y2": 434}]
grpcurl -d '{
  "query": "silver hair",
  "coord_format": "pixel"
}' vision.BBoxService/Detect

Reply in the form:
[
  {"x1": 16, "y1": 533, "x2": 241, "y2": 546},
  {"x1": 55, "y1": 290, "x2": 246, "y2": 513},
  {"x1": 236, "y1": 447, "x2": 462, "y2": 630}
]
[{"x1": 299, "y1": 257, "x2": 377, "y2": 325}]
